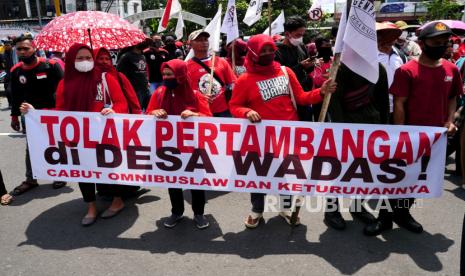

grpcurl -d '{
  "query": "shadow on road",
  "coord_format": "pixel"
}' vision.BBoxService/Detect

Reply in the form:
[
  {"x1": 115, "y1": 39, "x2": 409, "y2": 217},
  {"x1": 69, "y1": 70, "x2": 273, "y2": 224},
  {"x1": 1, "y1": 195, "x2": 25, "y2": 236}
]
[
  {"x1": 9, "y1": 183, "x2": 74, "y2": 206},
  {"x1": 19, "y1": 196, "x2": 454, "y2": 275}
]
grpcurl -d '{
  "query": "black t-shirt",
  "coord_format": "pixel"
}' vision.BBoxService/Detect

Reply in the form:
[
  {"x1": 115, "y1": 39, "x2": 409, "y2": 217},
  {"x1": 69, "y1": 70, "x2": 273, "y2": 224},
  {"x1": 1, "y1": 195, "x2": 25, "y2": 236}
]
[
  {"x1": 144, "y1": 48, "x2": 168, "y2": 83},
  {"x1": 10, "y1": 58, "x2": 63, "y2": 116},
  {"x1": 116, "y1": 51, "x2": 150, "y2": 97}
]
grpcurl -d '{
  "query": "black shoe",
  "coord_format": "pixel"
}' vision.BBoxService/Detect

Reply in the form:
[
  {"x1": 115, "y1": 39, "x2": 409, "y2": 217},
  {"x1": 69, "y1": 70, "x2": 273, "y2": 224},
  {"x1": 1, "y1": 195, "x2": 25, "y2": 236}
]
[
  {"x1": 52, "y1": 181, "x2": 66, "y2": 189},
  {"x1": 364, "y1": 220, "x2": 393, "y2": 236},
  {"x1": 324, "y1": 211, "x2": 346, "y2": 230},
  {"x1": 194, "y1": 215, "x2": 210, "y2": 229},
  {"x1": 393, "y1": 213, "x2": 423, "y2": 233},
  {"x1": 351, "y1": 207, "x2": 376, "y2": 224},
  {"x1": 163, "y1": 214, "x2": 183, "y2": 228}
]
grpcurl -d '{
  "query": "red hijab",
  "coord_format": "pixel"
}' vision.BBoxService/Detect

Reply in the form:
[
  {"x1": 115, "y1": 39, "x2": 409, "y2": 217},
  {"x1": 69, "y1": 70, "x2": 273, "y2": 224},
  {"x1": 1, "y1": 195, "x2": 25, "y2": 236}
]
[
  {"x1": 160, "y1": 59, "x2": 198, "y2": 115},
  {"x1": 226, "y1": 39, "x2": 248, "y2": 66},
  {"x1": 245, "y1": 34, "x2": 281, "y2": 76},
  {"x1": 93, "y1": 47, "x2": 118, "y2": 79},
  {"x1": 63, "y1": 44, "x2": 98, "y2": 111}
]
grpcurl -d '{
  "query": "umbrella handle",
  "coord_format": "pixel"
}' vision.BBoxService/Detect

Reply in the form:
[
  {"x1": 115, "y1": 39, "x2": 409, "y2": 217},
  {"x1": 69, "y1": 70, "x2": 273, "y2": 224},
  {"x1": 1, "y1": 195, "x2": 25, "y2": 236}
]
[{"x1": 87, "y1": 28, "x2": 93, "y2": 50}]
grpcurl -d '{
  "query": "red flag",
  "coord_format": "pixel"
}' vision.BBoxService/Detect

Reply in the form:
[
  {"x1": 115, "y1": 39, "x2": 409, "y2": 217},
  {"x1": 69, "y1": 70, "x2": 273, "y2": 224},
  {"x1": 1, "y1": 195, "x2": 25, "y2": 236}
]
[{"x1": 158, "y1": 0, "x2": 182, "y2": 33}]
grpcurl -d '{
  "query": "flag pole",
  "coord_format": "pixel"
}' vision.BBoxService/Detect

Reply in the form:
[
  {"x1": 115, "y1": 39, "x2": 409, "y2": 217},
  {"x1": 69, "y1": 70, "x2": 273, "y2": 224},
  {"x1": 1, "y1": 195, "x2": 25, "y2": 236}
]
[
  {"x1": 268, "y1": 0, "x2": 273, "y2": 36},
  {"x1": 317, "y1": 0, "x2": 351, "y2": 122},
  {"x1": 207, "y1": 51, "x2": 217, "y2": 96},
  {"x1": 231, "y1": 40, "x2": 236, "y2": 75},
  {"x1": 290, "y1": 0, "x2": 351, "y2": 228}
]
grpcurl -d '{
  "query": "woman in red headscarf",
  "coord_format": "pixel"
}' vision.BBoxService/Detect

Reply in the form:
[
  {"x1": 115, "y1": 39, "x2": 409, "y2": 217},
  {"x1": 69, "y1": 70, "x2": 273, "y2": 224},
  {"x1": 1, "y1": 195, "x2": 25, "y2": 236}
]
[
  {"x1": 21, "y1": 43, "x2": 129, "y2": 226},
  {"x1": 229, "y1": 34, "x2": 337, "y2": 229},
  {"x1": 146, "y1": 59, "x2": 212, "y2": 230},
  {"x1": 94, "y1": 47, "x2": 142, "y2": 114},
  {"x1": 226, "y1": 39, "x2": 248, "y2": 77}
]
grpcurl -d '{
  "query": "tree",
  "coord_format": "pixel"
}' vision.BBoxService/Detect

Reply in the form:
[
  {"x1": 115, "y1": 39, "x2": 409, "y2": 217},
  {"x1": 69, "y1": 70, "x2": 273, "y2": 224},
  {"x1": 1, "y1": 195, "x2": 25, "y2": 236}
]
[
  {"x1": 142, "y1": 0, "x2": 318, "y2": 37},
  {"x1": 421, "y1": 0, "x2": 462, "y2": 22}
]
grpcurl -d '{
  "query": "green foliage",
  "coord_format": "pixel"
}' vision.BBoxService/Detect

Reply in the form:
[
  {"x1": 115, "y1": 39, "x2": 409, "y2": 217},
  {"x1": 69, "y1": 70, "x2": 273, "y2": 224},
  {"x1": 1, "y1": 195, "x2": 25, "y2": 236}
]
[
  {"x1": 421, "y1": 0, "x2": 463, "y2": 23},
  {"x1": 141, "y1": 0, "x2": 321, "y2": 36}
]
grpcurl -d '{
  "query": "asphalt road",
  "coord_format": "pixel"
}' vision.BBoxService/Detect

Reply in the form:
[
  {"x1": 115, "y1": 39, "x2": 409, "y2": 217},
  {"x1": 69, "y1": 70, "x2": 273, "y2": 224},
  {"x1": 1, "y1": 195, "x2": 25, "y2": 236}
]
[{"x1": 0, "y1": 96, "x2": 463, "y2": 276}]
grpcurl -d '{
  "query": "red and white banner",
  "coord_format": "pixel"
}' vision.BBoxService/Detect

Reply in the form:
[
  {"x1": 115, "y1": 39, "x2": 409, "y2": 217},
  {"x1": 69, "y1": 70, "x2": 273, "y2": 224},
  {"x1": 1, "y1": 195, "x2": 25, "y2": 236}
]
[{"x1": 26, "y1": 110, "x2": 447, "y2": 199}]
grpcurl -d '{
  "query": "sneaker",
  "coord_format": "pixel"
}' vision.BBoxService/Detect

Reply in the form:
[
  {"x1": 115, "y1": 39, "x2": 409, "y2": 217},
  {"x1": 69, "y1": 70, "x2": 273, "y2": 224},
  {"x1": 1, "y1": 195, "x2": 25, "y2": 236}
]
[
  {"x1": 324, "y1": 211, "x2": 346, "y2": 230},
  {"x1": 163, "y1": 214, "x2": 183, "y2": 228},
  {"x1": 244, "y1": 212, "x2": 263, "y2": 229},
  {"x1": 194, "y1": 215, "x2": 210, "y2": 229},
  {"x1": 279, "y1": 211, "x2": 301, "y2": 226}
]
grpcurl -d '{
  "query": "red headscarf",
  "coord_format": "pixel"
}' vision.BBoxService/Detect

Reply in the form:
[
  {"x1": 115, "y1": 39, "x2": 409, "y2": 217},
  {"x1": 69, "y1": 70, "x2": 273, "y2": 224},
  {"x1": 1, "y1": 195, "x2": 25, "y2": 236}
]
[
  {"x1": 245, "y1": 34, "x2": 281, "y2": 76},
  {"x1": 63, "y1": 43, "x2": 98, "y2": 111},
  {"x1": 226, "y1": 39, "x2": 248, "y2": 66},
  {"x1": 159, "y1": 59, "x2": 198, "y2": 115},
  {"x1": 93, "y1": 47, "x2": 118, "y2": 79}
]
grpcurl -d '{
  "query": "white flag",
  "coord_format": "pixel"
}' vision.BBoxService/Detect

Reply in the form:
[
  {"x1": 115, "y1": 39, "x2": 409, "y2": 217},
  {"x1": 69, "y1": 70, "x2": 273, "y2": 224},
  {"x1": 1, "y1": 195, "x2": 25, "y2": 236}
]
[
  {"x1": 243, "y1": 0, "x2": 266, "y2": 26},
  {"x1": 263, "y1": 10, "x2": 285, "y2": 36},
  {"x1": 221, "y1": 0, "x2": 240, "y2": 44},
  {"x1": 175, "y1": 12, "x2": 185, "y2": 40},
  {"x1": 334, "y1": 0, "x2": 378, "y2": 83},
  {"x1": 185, "y1": 5, "x2": 222, "y2": 61},
  {"x1": 206, "y1": 4, "x2": 223, "y2": 53},
  {"x1": 158, "y1": 0, "x2": 182, "y2": 33}
]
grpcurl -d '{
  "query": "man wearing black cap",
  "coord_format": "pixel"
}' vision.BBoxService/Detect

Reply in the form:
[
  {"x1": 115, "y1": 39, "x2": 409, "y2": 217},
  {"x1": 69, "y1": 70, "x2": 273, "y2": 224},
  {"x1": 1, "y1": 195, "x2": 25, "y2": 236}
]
[
  {"x1": 365, "y1": 22, "x2": 463, "y2": 236},
  {"x1": 1, "y1": 40, "x2": 14, "y2": 108}
]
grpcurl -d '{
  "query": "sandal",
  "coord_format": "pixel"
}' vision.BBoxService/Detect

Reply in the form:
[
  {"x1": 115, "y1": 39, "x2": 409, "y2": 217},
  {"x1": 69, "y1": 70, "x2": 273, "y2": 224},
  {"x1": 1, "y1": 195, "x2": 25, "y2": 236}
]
[
  {"x1": 0, "y1": 194, "x2": 13, "y2": 205},
  {"x1": 11, "y1": 181, "x2": 38, "y2": 196}
]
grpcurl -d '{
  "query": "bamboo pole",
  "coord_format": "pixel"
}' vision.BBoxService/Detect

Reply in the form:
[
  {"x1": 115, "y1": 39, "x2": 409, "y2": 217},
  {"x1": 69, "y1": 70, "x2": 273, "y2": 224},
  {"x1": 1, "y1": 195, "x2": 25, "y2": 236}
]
[
  {"x1": 207, "y1": 52, "x2": 217, "y2": 96},
  {"x1": 268, "y1": 0, "x2": 273, "y2": 36}
]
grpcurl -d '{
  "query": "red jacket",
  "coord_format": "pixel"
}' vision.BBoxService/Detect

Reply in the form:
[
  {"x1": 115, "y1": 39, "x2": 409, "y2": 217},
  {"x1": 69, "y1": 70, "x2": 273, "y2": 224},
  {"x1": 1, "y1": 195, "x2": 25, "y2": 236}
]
[
  {"x1": 116, "y1": 72, "x2": 142, "y2": 114},
  {"x1": 146, "y1": 86, "x2": 212, "y2": 117},
  {"x1": 229, "y1": 66, "x2": 322, "y2": 121},
  {"x1": 55, "y1": 73, "x2": 128, "y2": 113}
]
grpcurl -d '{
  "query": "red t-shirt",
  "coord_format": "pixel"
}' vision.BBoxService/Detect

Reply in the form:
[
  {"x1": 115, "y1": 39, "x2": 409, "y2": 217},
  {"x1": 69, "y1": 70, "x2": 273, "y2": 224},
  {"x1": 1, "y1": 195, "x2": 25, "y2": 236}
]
[
  {"x1": 55, "y1": 74, "x2": 128, "y2": 113},
  {"x1": 390, "y1": 59, "x2": 463, "y2": 127},
  {"x1": 310, "y1": 60, "x2": 331, "y2": 88},
  {"x1": 229, "y1": 66, "x2": 323, "y2": 121},
  {"x1": 187, "y1": 56, "x2": 236, "y2": 114}
]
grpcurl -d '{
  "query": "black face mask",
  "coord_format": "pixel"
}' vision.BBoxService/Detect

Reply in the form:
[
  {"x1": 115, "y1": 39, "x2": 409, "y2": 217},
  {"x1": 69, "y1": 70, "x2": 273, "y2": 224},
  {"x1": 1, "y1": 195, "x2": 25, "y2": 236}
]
[
  {"x1": 258, "y1": 53, "x2": 275, "y2": 66},
  {"x1": 19, "y1": 54, "x2": 36, "y2": 64},
  {"x1": 163, "y1": 78, "x2": 178, "y2": 89},
  {"x1": 423, "y1": 44, "x2": 448, "y2": 60},
  {"x1": 319, "y1": 47, "x2": 333, "y2": 62},
  {"x1": 153, "y1": 40, "x2": 162, "y2": 48}
]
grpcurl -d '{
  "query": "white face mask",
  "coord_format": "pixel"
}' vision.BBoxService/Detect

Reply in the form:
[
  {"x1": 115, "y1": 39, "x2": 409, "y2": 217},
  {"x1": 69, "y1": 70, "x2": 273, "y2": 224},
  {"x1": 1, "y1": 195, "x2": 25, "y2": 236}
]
[
  {"x1": 453, "y1": 44, "x2": 460, "y2": 52},
  {"x1": 289, "y1": 36, "x2": 303, "y2": 47},
  {"x1": 75, "y1": 60, "x2": 94, "y2": 72}
]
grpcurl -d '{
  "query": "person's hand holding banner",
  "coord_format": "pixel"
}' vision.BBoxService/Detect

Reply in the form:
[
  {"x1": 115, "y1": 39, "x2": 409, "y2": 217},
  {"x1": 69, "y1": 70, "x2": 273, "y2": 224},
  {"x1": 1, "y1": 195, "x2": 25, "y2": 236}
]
[
  {"x1": 246, "y1": 110, "x2": 261, "y2": 123},
  {"x1": 101, "y1": 108, "x2": 115, "y2": 116},
  {"x1": 180, "y1": 110, "x2": 199, "y2": 119},
  {"x1": 150, "y1": 109, "x2": 168, "y2": 119},
  {"x1": 20, "y1": 103, "x2": 34, "y2": 115}
]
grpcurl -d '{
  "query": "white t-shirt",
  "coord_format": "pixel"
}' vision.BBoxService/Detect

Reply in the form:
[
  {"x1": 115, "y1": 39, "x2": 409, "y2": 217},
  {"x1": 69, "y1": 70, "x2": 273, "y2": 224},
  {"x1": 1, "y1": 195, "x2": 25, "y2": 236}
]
[{"x1": 378, "y1": 49, "x2": 404, "y2": 113}]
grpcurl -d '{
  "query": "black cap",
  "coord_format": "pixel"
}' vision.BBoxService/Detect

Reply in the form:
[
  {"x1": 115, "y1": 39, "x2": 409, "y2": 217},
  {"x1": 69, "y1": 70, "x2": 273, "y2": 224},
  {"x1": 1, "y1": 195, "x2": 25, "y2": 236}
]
[{"x1": 418, "y1": 21, "x2": 453, "y2": 40}]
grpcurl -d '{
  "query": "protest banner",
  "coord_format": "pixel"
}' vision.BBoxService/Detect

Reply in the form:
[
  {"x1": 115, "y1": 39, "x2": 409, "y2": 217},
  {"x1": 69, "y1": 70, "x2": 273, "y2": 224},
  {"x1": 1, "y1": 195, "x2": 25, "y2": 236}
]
[{"x1": 26, "y1": 110, "x2": 447, "y2": 199}]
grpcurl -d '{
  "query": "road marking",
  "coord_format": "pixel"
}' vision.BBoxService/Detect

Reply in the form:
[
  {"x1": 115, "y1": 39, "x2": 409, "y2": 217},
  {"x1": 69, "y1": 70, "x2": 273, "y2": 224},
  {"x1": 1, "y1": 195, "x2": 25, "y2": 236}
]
[{"x1": 0, "y1": 133, "x2": 25, "y2": 136}]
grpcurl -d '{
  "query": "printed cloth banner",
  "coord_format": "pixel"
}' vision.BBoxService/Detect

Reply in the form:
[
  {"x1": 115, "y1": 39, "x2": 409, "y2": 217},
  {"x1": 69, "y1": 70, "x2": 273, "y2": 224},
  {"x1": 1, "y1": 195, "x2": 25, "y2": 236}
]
[{"x1": 26, "y1": 110, "x2": 447, "y2": 199}]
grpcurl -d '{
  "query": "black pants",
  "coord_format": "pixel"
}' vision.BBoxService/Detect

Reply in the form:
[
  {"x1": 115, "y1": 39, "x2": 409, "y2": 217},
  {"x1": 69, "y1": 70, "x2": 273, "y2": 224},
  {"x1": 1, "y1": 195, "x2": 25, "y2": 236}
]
[
  {"x1": 250, "y1": 193, "x2": 292, "y2": 213},
  {"x1": 378, "y1": 198, "x2": 415, "y2": 221},
  {"x1": 0, "y1": 170, "x2": 7, "y2": 195},
  {"x1": 25, "y1": 142, "x2": 33, "y2": 182},
  {"x1": 79, "y1": 183, "x2": 126, "y2": 203},
  {"x1": 168, "y1": 188, "x2": 205, "y2": 216}
]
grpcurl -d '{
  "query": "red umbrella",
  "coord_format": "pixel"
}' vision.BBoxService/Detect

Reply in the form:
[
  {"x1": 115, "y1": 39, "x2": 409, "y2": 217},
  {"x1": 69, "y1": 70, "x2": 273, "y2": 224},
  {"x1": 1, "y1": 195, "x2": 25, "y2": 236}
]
[{"x1": 34, "y1": 11, "x2": 147, "y2": 52}]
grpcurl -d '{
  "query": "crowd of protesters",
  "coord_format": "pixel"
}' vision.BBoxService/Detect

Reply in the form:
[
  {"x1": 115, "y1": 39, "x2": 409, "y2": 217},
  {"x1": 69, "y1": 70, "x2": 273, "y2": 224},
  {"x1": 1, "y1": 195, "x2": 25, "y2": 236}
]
[{"x1": 0, "y1": 16, "x2": 463, "y2": 237}]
